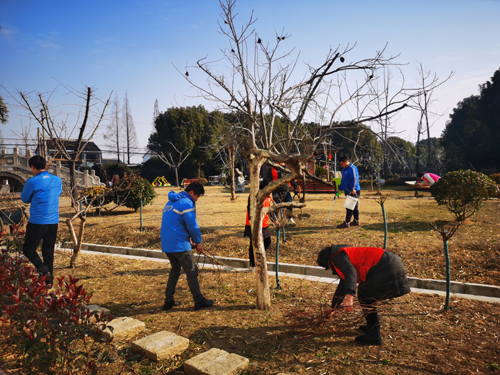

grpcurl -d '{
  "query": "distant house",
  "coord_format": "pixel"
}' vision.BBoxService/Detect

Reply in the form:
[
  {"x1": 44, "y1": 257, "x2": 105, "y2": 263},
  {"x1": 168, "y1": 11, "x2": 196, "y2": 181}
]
[
  {"x1": 37, "y1": 139, "x2": 103, "y2": 169},
  {"x1": 142, "y1": 149, "x2": 158, "y2": 163}
]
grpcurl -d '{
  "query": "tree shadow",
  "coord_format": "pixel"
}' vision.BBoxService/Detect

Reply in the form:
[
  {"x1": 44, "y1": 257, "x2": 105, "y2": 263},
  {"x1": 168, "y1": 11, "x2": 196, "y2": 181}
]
[{"x1": 362, "y1": 220, "x2": 453, "y2": 233}]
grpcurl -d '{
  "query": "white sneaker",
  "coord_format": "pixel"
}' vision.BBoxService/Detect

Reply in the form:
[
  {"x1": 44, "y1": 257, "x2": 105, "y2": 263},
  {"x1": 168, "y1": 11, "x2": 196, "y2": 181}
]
[{"x1": 288, "y1": 218, "x2": 296, "y2": 225}]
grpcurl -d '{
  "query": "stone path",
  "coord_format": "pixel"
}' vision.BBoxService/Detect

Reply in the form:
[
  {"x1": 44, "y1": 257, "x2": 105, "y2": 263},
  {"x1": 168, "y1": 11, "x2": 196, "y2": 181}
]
[{"x1": 88, "y1": 305, "x2": 249, "y2": 374}]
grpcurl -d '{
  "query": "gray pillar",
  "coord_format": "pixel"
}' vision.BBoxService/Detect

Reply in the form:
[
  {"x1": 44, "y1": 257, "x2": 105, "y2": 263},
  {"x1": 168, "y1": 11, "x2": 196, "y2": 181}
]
[
  {"x1": 13, "y1": 147, "x2": 19, "y2": 166},
  {"x1": 26, "y1": 149, "x2": 32, "y2": 168},
  {"x1": 84, "y1": 170, "x2": 90, "y2": 187},
  {"x1": 56, "y1": 161, "x2": 61, "y2": 177}
]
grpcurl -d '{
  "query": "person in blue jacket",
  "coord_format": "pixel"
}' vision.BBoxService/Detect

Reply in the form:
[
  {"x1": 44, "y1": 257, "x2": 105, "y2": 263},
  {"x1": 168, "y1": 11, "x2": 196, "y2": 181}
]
[
  {"x1": 161, "y1": 182, "x2": 213, "y2": 311},
  {"x1": 337, "y1": 156, "x2": 361, "y2": 228},
  {"x1": 21, "y1": 156, "x2": 63, "y2": 287}
]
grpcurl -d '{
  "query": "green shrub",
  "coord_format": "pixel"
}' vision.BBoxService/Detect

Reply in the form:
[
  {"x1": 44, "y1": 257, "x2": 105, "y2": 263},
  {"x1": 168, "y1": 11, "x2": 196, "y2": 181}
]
[
  {"x1": 432, "y1": 170, "x2": 497, "y2": 222},
  {"x1": 315, "y1": 165, "x2": 327, "y2": 177},
  {"x1": 81, "y1": 185, "x2": 113, "y2": 207},
  {"x1": 103, "y1": 163, "x2": 131, "y2": 179},
  {"x1": 114, "y1": 177, "x2": 156, "y2": 212}
]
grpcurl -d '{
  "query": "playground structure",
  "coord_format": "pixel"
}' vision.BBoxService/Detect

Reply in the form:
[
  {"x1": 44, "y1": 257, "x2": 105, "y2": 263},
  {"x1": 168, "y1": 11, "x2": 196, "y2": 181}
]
[{"x1": 151, "y1": 176, "x2": 171, "y2": 187}]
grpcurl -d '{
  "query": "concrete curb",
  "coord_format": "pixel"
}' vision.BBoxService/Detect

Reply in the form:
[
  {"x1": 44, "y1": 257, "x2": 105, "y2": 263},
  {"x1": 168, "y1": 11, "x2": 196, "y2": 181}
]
[{"x1": 60, "y1": 242, "x2": 500, "y2": 300}]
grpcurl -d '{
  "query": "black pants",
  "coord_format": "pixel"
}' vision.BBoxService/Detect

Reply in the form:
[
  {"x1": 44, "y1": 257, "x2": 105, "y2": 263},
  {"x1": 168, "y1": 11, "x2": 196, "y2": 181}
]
[
  {"x1": 22, "y1": 222, "x2": 59, "y2": 275},
  {"x1": 345, "y1": 191, "x2": 360, "y2": 223},
  {"x1": 165, "y1": 251, "x2": 204, "y2": 303},
  {"x1": 248, "y1": 236, "x2": 272, "y2": 267}
]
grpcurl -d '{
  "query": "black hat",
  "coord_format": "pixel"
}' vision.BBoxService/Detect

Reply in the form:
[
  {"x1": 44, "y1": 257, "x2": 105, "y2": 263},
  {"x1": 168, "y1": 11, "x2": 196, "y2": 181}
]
[{"x1": 316, "y1": 244, "x2": 350, "y2": 270}]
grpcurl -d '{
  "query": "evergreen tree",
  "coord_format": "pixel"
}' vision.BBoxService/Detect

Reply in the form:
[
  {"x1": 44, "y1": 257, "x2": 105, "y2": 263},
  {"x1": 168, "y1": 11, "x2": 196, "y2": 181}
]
[
  {"x1": 122, "y1": 91, "x2": 139, "y2": 164},
  {"x1": 441, "y1": 68, "x2": 500, "y2": 172}
]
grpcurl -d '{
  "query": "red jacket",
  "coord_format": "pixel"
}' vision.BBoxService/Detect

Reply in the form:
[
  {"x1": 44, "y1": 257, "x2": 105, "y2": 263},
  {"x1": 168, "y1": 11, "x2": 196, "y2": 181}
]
[{"x1": 331, "y1": 247, "x2": 385, "y2": 283}]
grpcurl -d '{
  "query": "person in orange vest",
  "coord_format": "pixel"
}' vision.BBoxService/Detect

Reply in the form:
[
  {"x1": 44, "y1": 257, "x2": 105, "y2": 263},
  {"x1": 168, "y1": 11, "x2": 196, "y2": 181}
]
[
  {"x1": 316, "y1": 244, "x2": 410, "y2": 345},
  {"x1": 244, "y1": 180, "x2": 275, "y2": 268}
]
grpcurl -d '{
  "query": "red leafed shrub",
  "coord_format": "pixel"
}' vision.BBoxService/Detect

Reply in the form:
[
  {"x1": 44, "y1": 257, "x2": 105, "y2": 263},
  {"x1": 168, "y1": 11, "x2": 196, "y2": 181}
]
[{"x1": 0, "y1": 248, "x2": 111, "y2": 374}]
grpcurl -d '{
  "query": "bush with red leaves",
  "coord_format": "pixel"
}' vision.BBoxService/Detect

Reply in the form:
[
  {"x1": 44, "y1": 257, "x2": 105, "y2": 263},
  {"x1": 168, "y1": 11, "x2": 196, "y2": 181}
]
[{"x1": 0, "y1": 247, "x2": 111, "y2": 375}]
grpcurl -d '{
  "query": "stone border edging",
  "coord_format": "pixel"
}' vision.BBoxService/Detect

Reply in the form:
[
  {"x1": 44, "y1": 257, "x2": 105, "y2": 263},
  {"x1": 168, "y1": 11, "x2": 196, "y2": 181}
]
[{"x1": 61, "y1": 242, "x2": 500, "y2": 299}]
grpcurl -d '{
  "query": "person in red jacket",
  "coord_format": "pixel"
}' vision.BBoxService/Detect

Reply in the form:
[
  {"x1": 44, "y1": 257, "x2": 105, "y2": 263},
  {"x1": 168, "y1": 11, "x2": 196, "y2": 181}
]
[
  {"x1": 244, "y1": 180, "x2": 275, "y2": 268},
  {"x1": 317, "y1": 244, "x2": 410, "y2": 345}
]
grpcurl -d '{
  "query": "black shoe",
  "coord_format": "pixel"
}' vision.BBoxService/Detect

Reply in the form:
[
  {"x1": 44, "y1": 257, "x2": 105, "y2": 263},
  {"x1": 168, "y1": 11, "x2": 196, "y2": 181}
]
[
  {"x1": 163, "y1": 300, "x2": 181, "y2": 311},
  {"x1": 194, "y1": 298, "x2": 214, "y2": 311},
  {"x1": 355, "y1": 324, "x2": 382, "y2": 345},
  {"x1": 358, "y1": 325, "x2": 370, "y2": 333},
  {"x1": 38, "y1": 267, "x2": 53, "y2": 288}
]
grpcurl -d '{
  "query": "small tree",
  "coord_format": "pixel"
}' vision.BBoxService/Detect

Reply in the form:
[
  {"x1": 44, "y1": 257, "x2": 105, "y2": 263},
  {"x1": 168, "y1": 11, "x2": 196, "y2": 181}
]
[
  {"x1": 114, "y1": 177, "x2": 156, "y2": 212},
  {"x1": 431, "y1": 170, "x2": 497, "y2": 310}
]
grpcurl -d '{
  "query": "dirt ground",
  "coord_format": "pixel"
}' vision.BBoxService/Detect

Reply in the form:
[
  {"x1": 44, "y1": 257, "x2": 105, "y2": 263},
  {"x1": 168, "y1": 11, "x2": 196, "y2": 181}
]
[{"x1": 3, "y1": 185, "x2": 500, "y2": 374}]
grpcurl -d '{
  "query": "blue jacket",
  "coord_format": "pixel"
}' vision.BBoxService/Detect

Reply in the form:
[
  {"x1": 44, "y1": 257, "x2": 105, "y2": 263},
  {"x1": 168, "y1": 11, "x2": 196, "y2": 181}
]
[
  {"x1": 339, "y1": 163, "x2": 360, "y2": 194},
  {"x1": 21, "y1": 171, "x2": 63, "y2": 225},
  {"x1": 161, "y1": 191, "x2": 202, "y2": 253}
]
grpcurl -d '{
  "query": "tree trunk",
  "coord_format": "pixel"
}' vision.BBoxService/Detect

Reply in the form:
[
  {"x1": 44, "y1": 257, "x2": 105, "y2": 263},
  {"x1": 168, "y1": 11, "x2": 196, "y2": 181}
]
[
  {"x1": 376, "y1": 168, "x2": 382, "y2": 194},
  {"x1": 229, "y1": 145, "x2": 236, "y2": 201},
  {"x1": 67, "y1": 216, "x2": 86, "y2": 268},
  {"x1": 69, "y1": 159, "x2": 78, "y2": 208},
  {"x1": 416, "y1": 121, "x2": 422, "y2": 177},
  {"x1": 174, "y1": 167, "x2": 179, "y2": 187},
  {"x1": 248, "y1": 157, "x2": 271, "y2": 310}
]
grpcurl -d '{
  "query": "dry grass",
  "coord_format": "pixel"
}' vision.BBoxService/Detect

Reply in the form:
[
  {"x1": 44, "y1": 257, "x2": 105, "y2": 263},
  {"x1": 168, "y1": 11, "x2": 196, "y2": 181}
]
[
  {"x1": 3, "y1": 185, "x2": 498, "y2": 374},
  {"x1": 61, "y1": 185, "x2": 500, "y2": 286}
]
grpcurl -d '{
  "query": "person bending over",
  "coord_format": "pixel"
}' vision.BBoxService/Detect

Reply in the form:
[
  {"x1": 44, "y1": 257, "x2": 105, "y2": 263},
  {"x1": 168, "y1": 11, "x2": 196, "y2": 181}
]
[{"x1": 317, "y1": 244, "x2": 410, "y2": 345}]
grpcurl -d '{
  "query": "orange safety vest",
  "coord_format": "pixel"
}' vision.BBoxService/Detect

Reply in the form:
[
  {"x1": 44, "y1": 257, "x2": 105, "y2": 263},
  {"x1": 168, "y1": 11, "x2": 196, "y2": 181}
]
[
  {"x1": 245, "y1": 196, "x2": 272, "y2": 227},
  {"x1": 330, "y1": 247, "x2": 385, "y2": 283}
]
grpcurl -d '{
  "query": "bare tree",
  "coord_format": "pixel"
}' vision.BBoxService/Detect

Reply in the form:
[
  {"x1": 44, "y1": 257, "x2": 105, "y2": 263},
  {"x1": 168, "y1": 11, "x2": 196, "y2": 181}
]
[
  {"x1": 181, "y1": 0, "x2": 431, "y2": 309},
  {"x1": 209, "y1": 111, "x2": 245, "y2": 200},
  {"x1": 157, "y1": 145, "x2": 190, "y2": 188},
  {"x1": 122, "y1": 91, "x2": 139, "y2": 164},
  {"x1": 13, "y1": 85, "x2": 111, "y2": 267},
  {"x1": 410, "y1": 63, "x2": 453, "y2": 175},
  {"x1": 103, "y1": 93, "x2": 122, "y2": 163}
]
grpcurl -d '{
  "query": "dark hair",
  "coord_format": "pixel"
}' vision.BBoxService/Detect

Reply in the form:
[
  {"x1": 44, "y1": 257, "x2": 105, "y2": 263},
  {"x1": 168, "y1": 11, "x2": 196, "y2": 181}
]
[
  {"x1": 338, "y1": 155, "x2": 349, "y2": 163},
  {"x1": 317, "y1": 244, "x2": 351, "y2": 270},
  {"x1": 260, "y1": 179, "x2": 270, "y2": 190},
  {"x1": 317, "y1": 247, "x2": 332, "y2": 270},
  {"x1": 29, "y1": 156, "x2": 47, "y2": 170},
  {"x1": 185, "y1": 182, "x2": 205, "y2": 196}
]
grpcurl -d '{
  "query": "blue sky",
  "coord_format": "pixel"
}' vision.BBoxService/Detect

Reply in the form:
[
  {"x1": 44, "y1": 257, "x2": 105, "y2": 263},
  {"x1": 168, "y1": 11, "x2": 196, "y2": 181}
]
[{"x1": 1, "y1": 0, "x2": 499, "y2": 162}]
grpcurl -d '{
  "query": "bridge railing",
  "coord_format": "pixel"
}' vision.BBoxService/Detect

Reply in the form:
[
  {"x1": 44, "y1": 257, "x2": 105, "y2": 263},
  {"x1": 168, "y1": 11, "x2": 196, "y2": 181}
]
[{"x1": 0, "y1": 148, "x2": 104, "y2": 189}]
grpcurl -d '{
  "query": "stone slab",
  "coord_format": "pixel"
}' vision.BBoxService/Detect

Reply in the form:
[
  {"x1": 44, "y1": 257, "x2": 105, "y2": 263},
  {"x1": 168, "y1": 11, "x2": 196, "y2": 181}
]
[
  {"x1": 184, "y1": 348, "x2": 249, "y2": 375},
  {"x1": 100, "y1": 317, "x2": 145, "y2": 341},
  {"x1": 132, "y1": 331, "x2": 189, "y2": 362},
  {"x1": 87, "y1": 304, "x2": 110, "y2": 315}
]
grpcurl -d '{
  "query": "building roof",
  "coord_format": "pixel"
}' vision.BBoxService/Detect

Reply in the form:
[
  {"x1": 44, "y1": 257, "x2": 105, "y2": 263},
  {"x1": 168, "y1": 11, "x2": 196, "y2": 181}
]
[{"x1": 45, "y1": 139, "x2": 102, "y2": 152}]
